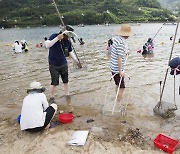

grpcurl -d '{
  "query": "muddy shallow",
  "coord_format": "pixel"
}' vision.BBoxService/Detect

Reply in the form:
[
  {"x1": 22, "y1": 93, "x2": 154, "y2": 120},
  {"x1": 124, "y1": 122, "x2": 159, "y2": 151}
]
[{"x1": 0, "y1": 23, "x2": 180, "y2": 153}]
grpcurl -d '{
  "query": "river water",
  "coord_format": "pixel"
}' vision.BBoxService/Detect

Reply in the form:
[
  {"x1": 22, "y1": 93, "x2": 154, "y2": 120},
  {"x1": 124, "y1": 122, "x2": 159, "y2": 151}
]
[{"x1": 0, "y1": 23, "x2": 180, "y2": 137}]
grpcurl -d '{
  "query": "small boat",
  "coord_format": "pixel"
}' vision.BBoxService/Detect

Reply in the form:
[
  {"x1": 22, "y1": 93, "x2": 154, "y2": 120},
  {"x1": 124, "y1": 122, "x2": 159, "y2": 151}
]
[
  {"x1": 78, "y1": 24, "x2": 84, "y2": 27},
  {"x1": 105, "y1": 21, "x2": 110, "y2": 26},
  {"x1": 163, "y1": 22, "x2": 176, "y2": 25},
  {"x1": 130, "y1": 23, "x2": 141, "y2": 26}
]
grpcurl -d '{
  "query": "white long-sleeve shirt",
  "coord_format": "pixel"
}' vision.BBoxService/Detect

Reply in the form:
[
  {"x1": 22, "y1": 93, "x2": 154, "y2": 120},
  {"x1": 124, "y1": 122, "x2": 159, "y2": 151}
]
[
  {"x1": 20, "y1": 93, "x2": 49, "y2": 130},
  {"x1": 12, "y1": 42, "x2": 22, "y2": 53},
  {"x1": 45, "y1": 37, "x2": 79, "y2": 63},
  {"x1": 45, "y1": 37, "x2": 59, "y2": 49}
]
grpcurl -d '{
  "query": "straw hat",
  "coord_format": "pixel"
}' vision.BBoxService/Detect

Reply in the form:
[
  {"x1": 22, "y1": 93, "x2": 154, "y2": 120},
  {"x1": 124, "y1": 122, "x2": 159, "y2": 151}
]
[
  {"x1": 29, "y1": 81, "x2": 42, "y2": 89},
  {"x1": 116, "y1": 24, "x2": 132, "y2": 36}
]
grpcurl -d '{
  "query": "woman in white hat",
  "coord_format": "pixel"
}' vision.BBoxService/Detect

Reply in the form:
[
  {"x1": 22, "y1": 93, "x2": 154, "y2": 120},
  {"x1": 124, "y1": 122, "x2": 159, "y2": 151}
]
[
  {"x1": 20, "y1": 81, "x2": 57, "y2": 132},
  {"x1": 110, "y1": 24, "x2": 132, "y2": 101}
]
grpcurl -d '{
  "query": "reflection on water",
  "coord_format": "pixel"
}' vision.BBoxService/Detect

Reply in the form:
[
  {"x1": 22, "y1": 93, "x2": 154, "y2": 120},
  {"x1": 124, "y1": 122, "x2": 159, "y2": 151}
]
[
  {"x1": 0, "y1": 23, "x2": 180, "y2": 134},
  {"x1": 142, "y1": 53, "x2": 154, "y2": 60}
]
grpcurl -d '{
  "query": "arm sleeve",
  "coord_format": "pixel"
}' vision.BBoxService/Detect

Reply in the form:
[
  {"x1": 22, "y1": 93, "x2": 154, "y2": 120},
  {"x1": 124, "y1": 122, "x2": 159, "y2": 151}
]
[
  {"x1": 45, "y1": 37, "x2": 59, "y2": 49},
  {"x1": 69, "y1": 51, "x2": 79, "y2": 63}
]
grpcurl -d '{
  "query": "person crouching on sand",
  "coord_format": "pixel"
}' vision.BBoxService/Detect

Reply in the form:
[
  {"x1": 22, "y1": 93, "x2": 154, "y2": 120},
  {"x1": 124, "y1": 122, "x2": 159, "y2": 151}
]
[{"x1": 20, "y1": 81, "x2": 57, "y2": 132}]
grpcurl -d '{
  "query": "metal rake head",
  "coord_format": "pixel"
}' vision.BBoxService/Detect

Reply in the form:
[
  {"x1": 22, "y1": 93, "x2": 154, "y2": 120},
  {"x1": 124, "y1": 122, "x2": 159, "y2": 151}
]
[{"x1": 120, "y1": 104, "x2": 127, "y2": 117}]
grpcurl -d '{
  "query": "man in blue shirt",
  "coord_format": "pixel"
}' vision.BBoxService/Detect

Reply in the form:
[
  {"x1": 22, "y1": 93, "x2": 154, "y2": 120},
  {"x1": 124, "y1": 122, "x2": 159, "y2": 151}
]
[{"x1": 45, "y1": 32, "x2": 81, "y2": 103}]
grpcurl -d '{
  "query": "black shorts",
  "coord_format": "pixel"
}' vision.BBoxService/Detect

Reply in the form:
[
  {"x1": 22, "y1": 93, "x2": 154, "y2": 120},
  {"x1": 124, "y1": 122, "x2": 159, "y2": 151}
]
[
  {"x1": 25, "y1": 106, "x2": 55, "y2": 132},
  {"x1": 112, "y1": 72, "x2": 125, "y2": 88},
  {"x1": 49, "y1": 64, "x2": 68, "y2": 85}
]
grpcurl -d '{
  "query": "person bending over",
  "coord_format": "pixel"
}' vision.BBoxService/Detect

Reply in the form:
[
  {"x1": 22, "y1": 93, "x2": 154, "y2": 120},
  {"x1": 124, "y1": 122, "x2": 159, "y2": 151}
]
[{"x1": 45, "y1": 31, "x2": 81, "y2": 103}]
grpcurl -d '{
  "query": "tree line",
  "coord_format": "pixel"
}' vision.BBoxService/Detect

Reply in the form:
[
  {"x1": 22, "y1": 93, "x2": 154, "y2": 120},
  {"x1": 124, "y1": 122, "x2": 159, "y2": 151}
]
[{"x1": 0, "y1": 0, "x2": 176, "y2": 28}]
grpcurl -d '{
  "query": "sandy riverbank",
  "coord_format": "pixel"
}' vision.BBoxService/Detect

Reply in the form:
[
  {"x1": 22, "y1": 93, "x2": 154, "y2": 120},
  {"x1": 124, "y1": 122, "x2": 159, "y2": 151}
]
[{"x1": 0, "y1": 103, "x2": 173, "y2": 154}]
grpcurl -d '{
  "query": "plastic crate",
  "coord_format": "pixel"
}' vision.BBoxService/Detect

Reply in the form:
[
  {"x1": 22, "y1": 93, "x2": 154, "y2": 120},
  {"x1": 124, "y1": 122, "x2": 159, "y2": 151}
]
[{"x1": 153, "y1": 133, "x2": 179, "y2": 153}]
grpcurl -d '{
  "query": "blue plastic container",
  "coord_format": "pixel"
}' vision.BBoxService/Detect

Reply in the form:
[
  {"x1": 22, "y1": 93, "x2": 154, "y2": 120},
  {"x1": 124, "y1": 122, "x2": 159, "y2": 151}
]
[{"x1": 16, "y1": 114, "x2": 21, "y2": 124}]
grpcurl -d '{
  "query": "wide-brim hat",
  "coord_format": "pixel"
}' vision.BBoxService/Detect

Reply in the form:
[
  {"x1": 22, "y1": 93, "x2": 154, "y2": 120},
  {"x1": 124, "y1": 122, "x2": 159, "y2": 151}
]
[
  {"x1": 29, "y1": 81, "x2": 42, "y2": 89},
  {"x1": 27, "y1": 81, "x2": 46, "y2": 93},
  {"x1": 116, "y1": 24, "x2": 132, "y2": 36}
]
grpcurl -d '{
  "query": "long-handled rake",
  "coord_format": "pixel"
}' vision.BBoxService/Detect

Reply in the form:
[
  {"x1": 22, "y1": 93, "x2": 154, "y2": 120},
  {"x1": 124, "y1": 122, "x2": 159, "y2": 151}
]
[
  {"x1": 102, "y1": 72, "x2": 130, "y2": 116},
  {"x1": 111, "y1": 55, "x2": 129, "y2": 115},
  {"x1": 102, "y1": 55, "x2": 129, "y2": 115},
  {"x1": 111, "y1": 76, "x2": 123, "y2": 115},
  {"x1": 153, "y1": 16, "x2": 179, "y2": 118},
  {"x1": 102, "y1": 73, "x2": 118, "y2": 115},
  {"x1": 52, "y1": 0, "x2": 85, "y2": 68},
  {"x1": 119, "y1": 76, "x2": 131, "y2": 117}
]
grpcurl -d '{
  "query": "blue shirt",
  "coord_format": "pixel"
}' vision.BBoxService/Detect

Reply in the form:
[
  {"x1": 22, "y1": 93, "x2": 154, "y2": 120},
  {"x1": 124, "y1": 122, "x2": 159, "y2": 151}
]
[{"x1": 48, "y1": 33, "x2": 72, "y2": 66}]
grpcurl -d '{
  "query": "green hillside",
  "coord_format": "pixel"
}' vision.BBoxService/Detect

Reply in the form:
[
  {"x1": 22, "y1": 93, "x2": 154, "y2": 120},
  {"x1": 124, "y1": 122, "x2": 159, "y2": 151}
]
[
  {"x1": 0, "y1": 0, "x2": 176, "y2": 28},
  {"x1": 157, "y1": 0, "x2": 180, "y2": 13}
]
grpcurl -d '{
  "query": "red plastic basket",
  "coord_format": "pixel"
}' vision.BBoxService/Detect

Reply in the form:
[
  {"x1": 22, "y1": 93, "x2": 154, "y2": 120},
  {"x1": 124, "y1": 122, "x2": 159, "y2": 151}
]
[
  {"x1": 153, "y1": 133, "x2": 179, "y2": 153},
  {"x1": 58, "y1": 113, "x2": 74, "y2": 124}
]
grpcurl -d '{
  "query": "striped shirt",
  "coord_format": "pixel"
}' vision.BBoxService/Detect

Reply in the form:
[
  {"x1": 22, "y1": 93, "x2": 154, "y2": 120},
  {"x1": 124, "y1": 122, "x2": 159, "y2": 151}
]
[{"x1": 110, "y1": 36, "x2": 127, "y2": 73}]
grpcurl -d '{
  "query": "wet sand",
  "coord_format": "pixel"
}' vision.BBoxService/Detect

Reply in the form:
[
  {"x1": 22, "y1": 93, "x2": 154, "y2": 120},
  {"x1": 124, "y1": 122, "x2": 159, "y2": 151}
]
[
  {"x1": 1, "y1": 102, "x2": 180, "y2": 153},
  {"x1": 0, "y1": 24, "x2": 180, "y2": 153},
  {"x1": 0, "y1": 105, "x2": 167, "y2": 154}
]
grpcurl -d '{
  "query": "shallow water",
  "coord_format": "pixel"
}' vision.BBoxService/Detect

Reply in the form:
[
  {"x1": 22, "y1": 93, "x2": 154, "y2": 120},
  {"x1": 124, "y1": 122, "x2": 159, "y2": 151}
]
[{"x1": 0, "y1": 23, "x2": 180, "y2": 136}]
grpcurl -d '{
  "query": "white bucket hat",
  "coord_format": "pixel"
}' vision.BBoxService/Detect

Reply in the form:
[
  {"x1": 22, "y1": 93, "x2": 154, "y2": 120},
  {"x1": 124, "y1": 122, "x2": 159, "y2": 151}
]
[
  {"x1": 29, "y1": 81, "x2": 42, "y2": 89},
  {"x1": 116, "y1": 24, "x2": 132, "y2": 36}
]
